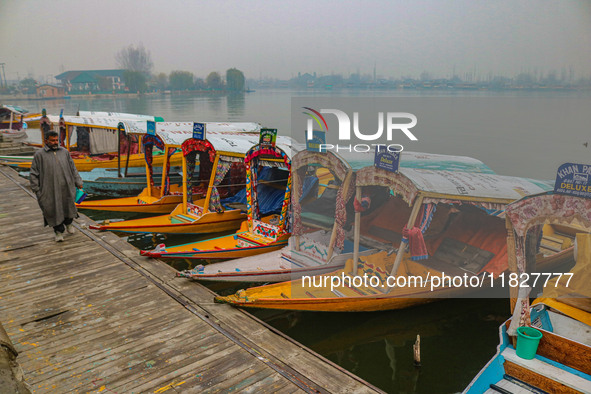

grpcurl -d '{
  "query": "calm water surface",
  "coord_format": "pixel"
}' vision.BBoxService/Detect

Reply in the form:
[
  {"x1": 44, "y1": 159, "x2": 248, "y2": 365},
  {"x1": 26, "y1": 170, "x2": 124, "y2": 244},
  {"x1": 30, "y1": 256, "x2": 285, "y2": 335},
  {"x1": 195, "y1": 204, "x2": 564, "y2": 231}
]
[{"x1": 17, "y1": 90, "x2": 591, "y2": 393}]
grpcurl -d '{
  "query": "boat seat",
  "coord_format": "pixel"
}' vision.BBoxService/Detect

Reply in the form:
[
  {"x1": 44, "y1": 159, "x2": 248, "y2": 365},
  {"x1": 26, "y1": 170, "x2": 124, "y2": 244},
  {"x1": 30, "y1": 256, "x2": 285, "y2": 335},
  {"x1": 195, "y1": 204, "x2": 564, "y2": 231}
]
[
  {"x1": 236, "y1": 233, "x2": 266, "y2": 245},
  {"x1": 500, "y1": 347, "x2": 591, "y2": 393},
  {"x1": 171, "y1": 214, "x2": 198, "y2": 223},
  {"x1": 300, "y1": 211, "x2": 335, "y2": 230}
]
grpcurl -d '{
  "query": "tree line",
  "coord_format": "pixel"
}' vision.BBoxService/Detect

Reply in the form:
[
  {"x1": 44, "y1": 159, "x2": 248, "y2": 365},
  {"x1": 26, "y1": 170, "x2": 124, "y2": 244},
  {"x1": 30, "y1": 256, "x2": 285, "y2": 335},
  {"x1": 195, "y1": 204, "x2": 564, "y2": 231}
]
[{"x1": 116, "y1": 44, "x2": 245, "y2": 93}]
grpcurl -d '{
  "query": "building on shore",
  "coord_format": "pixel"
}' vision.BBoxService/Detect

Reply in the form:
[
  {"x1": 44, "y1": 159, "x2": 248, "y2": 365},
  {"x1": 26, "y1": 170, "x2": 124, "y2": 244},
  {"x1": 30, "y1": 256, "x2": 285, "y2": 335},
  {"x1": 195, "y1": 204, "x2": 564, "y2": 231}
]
[
  {"x1": 36, "y1": 84, "x2": 66, "y2": 98},
  {"x1": 55, "y1": 69, "x2": 126, "y2": 93}
]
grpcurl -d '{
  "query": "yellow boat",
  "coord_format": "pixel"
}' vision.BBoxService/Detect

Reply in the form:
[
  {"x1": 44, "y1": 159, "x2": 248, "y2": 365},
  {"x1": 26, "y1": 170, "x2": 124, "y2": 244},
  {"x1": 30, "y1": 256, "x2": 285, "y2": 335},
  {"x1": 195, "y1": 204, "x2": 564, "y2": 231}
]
[
  {"x1": 0, "y1": 113, "x2": 189, "y2": 171},
  {"x1": 141, "y1": 132, "x2": 296, "y2": 258},
  {"x1": 89, "y1": 124, "x2": 265, "y2": 234},
  {"x1": 216, "y1": 163, "x2": 562, "y2": 311},
  {"x1": 77, "y1": 121, "x2": 261, "y2": 214},
  {"x1": 77, "y1": 184, "x2": 187, "y2": 213}
]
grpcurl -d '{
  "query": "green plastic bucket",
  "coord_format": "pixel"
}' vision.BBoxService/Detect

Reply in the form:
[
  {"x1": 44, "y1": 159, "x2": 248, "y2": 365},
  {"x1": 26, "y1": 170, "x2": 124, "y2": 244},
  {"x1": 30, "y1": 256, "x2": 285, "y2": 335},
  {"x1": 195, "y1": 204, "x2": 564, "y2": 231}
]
[{"x1": 516, "y1": 326, "x2": 543, "y2": 359}]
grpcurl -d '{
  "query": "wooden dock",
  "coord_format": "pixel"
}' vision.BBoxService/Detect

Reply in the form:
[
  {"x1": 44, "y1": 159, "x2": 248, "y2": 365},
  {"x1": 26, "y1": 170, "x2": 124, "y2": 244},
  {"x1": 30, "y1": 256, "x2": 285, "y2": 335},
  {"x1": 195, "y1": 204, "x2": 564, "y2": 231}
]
[{"x1": 0, "y1": 166, "x2": 382, "y2": 393}]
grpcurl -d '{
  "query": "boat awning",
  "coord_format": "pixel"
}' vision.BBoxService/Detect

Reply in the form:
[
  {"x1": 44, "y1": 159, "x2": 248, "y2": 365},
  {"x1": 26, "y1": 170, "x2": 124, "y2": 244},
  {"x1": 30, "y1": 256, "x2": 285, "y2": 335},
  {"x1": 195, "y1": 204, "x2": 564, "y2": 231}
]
[
  {"x1": 330, "y1": 150, "x2": 495, "y2": 173},
  {"x1": 293, "y1": 151, "x2": 354, "y2": 181},
  {"x1": 48, "y1": 115, "x2": 131, "y2": 130},
  {"x1": 356, "y1": 166, "x2": 552, "y2": 206},
  {"x1": 0, "y1": 105, "x2": 29, "y2": 116},
  {"x1": 118, "y1": 121, "x2": 264, "y2": 157},
  {"x1": 505, "y1": 191, "x2": 591, "y2": 238},
  {"x1": 77, "y1": 111, "x2": 164, "y2": 122}
]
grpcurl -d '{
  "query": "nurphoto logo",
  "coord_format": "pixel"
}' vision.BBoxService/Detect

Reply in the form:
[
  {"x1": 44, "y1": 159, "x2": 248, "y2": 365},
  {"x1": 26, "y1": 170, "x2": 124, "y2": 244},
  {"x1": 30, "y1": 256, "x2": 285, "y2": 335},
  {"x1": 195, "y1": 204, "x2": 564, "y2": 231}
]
[{"x1": 303, "y1": 106, "x2": 418, "y2": 153}]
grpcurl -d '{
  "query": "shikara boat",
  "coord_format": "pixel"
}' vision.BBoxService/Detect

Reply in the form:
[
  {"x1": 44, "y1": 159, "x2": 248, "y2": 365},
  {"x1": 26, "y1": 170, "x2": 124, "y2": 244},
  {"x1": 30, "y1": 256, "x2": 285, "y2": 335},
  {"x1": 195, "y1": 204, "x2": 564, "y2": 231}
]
[
  {"x1": 89, "y1": 127, "x2": 264, "y2": 234},
  {"x1": 215, "y1": 165, "x2": 557, "y2": 311},
  {"x1": 0, "y1": 105, "x2": 28, "y2": 142},
  {"x1": 21, "y1": 112, "x2": 42, "y2": 129},
  {"x1": 78, "y1": 121, "x2": 259, "y2": 213},
  {"x1": 0, "y1": 114, "x2": 183, "y2": 171},
  {"x1": 141, "y1": 134, "x2": 297, "y2": 258},
  {"x1": 465, "y1": 189, "x2": 591, "y2": 393},
  {"x1": 178, "y1": 150, "x2": 497, "y2": 282}
]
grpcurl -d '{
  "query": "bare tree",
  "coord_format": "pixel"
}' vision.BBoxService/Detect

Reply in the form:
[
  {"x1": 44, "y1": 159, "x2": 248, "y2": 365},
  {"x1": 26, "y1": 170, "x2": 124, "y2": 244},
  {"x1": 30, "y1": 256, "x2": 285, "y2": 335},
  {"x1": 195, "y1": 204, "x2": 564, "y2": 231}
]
[{"x1": 115, "y1": 43, "x2": 154, "y2": 74}]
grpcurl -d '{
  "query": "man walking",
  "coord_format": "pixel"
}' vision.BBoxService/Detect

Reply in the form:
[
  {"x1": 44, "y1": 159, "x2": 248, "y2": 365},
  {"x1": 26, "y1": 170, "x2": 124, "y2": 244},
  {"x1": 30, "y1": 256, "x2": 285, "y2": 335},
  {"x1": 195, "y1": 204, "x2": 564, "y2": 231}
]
[
  {"x1": 39, "y1": 108, "x2": 53, "y2": 140},
  {"x1": 30, "y1": 131, "x2": 83, "y2": 242}
]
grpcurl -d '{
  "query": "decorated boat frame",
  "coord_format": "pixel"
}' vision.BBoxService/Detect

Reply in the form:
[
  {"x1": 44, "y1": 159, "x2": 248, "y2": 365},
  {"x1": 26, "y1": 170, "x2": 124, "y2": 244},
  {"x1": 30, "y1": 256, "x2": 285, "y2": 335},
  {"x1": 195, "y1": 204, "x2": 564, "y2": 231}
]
[
  {"x1": 141, "y1": 133, "x2": 296, "y2": 258},
  {"x1": 89, "y1": 123, "x2": 262, "y2": 234}
]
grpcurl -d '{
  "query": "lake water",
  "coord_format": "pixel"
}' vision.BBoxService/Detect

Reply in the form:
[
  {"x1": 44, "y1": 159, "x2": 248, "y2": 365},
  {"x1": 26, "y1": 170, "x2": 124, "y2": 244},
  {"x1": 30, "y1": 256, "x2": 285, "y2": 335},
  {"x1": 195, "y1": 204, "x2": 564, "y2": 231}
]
[{"x1": 15, "y1": 89, "x2": 591, "y2": 393}]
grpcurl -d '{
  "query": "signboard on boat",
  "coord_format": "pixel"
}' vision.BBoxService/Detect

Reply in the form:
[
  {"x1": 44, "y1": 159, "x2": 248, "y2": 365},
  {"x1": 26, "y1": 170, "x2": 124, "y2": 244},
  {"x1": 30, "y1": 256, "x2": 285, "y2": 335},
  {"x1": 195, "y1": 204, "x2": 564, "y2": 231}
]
[
  {"x1": 146, "y1": 121, "x2": 156, "y2": 136},
  {"x1": 192, "y1": 122, "x2": 206, "y2": 140},
  {"x1": 306, "y1": 130, "x2": 326, "y2": 152},
  {"x1": 374, "y1": 148, "x2": 400, "y2": 173},
  {"x1": 554, "y1": 162, "x2": 591, "y2": 199},
  {"x1": 260, "y1": 128, "x2": 277, "y2": 148}
]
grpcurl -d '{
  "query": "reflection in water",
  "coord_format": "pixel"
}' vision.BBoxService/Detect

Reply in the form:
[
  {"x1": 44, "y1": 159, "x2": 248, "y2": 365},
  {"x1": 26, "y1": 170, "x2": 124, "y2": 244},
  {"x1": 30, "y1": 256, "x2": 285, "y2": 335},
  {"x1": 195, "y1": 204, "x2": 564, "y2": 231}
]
[
  {"x1": 251, "y1": 298, "x2": 508, "y2": 393},
  {"x1": 226, "y1": 92, "x2": 245, "y2": 118},
  {"x1": 206, "y1": 94, "x2": 224, "y2": 115}
]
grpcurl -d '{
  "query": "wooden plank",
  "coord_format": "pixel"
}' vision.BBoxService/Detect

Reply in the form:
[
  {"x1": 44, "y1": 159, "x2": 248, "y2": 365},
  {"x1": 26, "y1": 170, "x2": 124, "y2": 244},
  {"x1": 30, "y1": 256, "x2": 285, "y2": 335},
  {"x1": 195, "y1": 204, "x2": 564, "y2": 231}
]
[
  {"x1": 14, "y1": 298, "x2": 185, "y2": 355},
  {"x1": 0, "y1": 166, "x2": 382, "y2": 394},
  {"x1": 535, "y1": 328, "x2": 591, "y2": 376},
  {"x1": 108, "y1": 341, "x2": 243, "y2": 392},
  {"x1": 27, "y1": 319, "x2": 202, "y2": 384},
  {"x1": 49, "y1": 326, "x2": 228, "y2": 390},
  {"x1": 205, "y1": 364, "x2": 280, "y2": 393},
  {"x1": 504, "y1": 360, "x2": 584, "y2": 394}
]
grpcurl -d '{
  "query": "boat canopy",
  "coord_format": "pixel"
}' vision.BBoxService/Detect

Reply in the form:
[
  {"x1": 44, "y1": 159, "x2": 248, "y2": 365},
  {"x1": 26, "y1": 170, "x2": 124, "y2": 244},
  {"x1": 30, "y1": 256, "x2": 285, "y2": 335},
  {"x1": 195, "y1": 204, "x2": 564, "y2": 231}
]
[
  {"x1": 0, "y1": 105, "x2": 28, "y2": 116},
  {"x1": 118, "y1": 121, "x2": 261, "y2": 153},
  {"x1": 506, "y1": 191, "x2": 591, "y2": 238},
  {"x1": 504, "y1": 191, "x2": 591, "y2": 333},
  {"x1": 293, "y1": 150, "x2": 352, "y2": 182},
  {"x1": 356, "y1": 166, "x2": 552, "y2": 208},
  {"x1": 332, "y1": 150, "x2": 495, "y2": 173},
  {"x1": 48, "y1": 115, "x2": 137, "y2": 130},
  {"x1": 77, "y1": 111, "x2": 163, "y2": 122}
]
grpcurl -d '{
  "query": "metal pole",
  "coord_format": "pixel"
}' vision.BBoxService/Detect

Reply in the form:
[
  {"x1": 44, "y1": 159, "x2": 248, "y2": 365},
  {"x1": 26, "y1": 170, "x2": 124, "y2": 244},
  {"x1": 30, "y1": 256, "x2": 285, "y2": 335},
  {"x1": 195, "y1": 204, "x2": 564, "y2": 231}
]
[{"x1": 0, "y1": 63, "x2": 5, "y2": 88}]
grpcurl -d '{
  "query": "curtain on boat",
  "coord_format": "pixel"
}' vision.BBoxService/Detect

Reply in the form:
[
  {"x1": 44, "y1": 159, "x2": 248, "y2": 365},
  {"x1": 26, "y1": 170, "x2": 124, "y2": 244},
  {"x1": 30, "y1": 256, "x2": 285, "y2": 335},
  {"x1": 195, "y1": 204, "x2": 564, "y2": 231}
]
[
  {"x1": 181, "y1": 139, "x2": 217, "y2": 200},
  {"x1": 208, "y1": 160, "x2": 232, "y2": 213},
  {"x1": 401, "y1": 203, "x2": 436, "y2": 261},
  {"x1": 142, "y1": 135, "x2": 165, "y2": 187},
  {"x1": 89, "y1": 128, "x2": 119, "y2": 154},
  {"x1": 162, "y1": 147, "x2": 177, "y2": 195}
]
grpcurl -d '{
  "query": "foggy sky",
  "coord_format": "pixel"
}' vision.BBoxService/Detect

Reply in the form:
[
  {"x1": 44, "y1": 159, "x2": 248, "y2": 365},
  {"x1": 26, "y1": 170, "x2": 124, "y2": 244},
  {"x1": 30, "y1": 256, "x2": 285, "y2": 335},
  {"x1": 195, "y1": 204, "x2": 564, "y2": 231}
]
[{"x1": 1, "y1": 0, "x2": 590, "y2": 83}]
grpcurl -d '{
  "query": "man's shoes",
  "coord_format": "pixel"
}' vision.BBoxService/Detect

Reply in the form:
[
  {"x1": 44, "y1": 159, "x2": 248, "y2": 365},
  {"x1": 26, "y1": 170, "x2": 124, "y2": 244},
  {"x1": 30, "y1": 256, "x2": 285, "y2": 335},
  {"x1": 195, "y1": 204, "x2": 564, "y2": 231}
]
[
  {"x1": 66, "y1": 224, "x2": 75, "y2": 234},
  {"x1": 55, "y1": 232, "x2": 64, "y2": 242}
]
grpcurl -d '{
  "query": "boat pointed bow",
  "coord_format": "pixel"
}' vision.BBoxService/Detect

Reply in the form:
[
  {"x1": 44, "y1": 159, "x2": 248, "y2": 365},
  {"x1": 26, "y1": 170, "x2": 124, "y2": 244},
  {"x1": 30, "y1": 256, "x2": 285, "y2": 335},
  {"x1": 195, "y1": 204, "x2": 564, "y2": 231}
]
[
  {"x1": 214, "y1": 292, "x2": 245, "y2": 305},
  {"x1": 140, "y1": 250, "x2": 159, "y2": 257}
]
